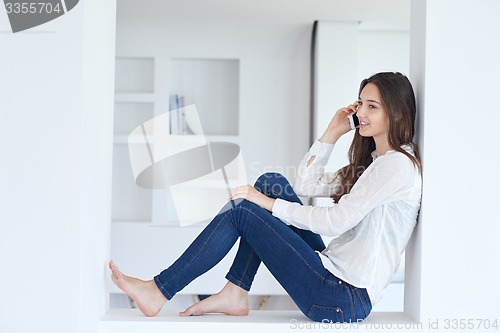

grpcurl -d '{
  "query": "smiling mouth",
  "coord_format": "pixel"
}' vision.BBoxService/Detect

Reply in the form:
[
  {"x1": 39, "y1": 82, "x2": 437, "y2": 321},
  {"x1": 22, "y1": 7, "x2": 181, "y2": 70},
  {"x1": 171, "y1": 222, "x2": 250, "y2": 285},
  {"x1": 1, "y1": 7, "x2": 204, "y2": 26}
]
[{"x1": 360, "y1": 121, "x2": 369, "y2": 127}]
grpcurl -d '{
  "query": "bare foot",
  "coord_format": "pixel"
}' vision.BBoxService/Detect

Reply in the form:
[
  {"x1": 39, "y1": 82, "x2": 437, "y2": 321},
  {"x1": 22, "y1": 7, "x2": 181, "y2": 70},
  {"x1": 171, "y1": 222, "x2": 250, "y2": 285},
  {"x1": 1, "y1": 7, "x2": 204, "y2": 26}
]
[
  {"x1": 109, "y1": 260, "x2": 167, "y2": 317},
  {"x1": 180, "y1": 282, "x2": 249, "y2": 317}
]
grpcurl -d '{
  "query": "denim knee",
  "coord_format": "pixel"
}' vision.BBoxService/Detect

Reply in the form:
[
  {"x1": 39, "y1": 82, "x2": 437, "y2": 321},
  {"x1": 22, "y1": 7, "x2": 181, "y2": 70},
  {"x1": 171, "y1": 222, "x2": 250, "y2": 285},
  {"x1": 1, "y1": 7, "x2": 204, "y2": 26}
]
[
  {"x1": 255, "y1": 172, "x2": 285, "y2": 185},
  {"x1": 254, "y1": 172, "x2": 299, "y2": 202}
]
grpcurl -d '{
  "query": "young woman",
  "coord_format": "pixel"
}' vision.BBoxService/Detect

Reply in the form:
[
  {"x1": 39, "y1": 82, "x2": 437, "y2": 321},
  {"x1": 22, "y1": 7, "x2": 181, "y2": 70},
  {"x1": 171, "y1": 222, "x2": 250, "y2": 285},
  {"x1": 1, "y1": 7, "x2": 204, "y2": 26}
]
[{"x1": 109, "y1": 72, "x2": 422, "y2": 323}]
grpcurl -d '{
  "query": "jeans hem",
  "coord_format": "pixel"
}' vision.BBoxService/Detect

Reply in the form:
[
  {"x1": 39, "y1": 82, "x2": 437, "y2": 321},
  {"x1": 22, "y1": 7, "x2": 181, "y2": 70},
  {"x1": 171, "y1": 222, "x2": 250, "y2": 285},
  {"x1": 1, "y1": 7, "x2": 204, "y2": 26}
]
[
  {"x1": 154, "y1": 275, "x2": 173, "y2": 300},
  {"x1": 225, "y1": 273, "x2": 251, "y2": 292}
]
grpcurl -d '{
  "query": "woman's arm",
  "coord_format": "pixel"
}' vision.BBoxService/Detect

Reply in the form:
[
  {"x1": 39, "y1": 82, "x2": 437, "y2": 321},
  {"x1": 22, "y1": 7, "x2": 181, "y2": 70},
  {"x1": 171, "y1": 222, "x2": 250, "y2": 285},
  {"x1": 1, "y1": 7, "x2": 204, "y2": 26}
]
[
  {"x1": 292, "y1": 140, "x2": 342, "y2": 197},
  {"x1": 293, "y1": 103, "x2": 356, "y2": 197},
  {"x1": 273, "y1": 153, "x2": 415, "y2": 237}
]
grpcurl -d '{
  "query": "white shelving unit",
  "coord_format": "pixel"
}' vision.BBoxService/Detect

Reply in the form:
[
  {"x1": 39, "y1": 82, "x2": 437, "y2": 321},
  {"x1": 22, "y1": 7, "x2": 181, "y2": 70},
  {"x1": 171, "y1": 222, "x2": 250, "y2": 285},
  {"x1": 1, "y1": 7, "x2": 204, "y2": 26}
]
[
  {"x1": 112, "y1": 56, "x2": 242, "y2": 226},
  {"x1": 109, "y1": 56, "x2": 272, "y2": 297},
  {"x1": 112, "y1": 57, "x2": 155, "y2": 223},
  {"x1": 115, "y1": 93, "x2": 155, "y2": 103}
]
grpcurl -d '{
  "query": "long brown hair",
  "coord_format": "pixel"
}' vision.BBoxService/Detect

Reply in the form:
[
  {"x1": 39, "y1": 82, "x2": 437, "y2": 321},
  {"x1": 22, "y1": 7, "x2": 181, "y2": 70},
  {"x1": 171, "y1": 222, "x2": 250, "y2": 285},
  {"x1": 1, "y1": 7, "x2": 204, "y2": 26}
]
[{"x1": 331, "y1": 72, "x2": 421, "y2": 203}]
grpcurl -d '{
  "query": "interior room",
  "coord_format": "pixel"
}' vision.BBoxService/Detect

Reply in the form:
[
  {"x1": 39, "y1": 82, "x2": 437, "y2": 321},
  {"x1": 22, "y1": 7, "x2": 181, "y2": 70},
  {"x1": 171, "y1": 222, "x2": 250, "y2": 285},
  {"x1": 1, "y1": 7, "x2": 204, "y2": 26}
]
[
  {"x1": 1, "y1": 0, "x2": 499, "y2": 332},
  {"x1": 109, "y1": 0, "x2": 412, "y2": 314}
]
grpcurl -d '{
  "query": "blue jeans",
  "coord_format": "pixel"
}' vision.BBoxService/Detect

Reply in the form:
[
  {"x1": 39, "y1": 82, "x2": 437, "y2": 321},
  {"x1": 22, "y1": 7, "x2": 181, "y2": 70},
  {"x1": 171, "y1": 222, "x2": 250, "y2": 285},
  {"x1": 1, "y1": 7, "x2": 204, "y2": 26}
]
[{"x1": 154, "y1": 172, "x2": 372, "y2": 323}]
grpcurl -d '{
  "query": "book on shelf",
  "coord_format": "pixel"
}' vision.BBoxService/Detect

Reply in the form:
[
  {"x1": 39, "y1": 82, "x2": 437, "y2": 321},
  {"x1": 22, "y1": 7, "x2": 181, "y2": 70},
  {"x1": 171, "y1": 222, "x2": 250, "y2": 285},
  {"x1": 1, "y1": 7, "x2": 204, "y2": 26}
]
[{"x1": 169, "y1": 94, "x2": 196, "y2": 135}]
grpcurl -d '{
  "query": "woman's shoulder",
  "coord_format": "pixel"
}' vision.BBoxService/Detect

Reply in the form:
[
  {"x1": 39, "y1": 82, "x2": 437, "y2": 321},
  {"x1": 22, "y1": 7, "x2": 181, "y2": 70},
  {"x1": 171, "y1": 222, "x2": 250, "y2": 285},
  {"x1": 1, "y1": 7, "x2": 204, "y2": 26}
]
[{"x1": 374, "y1": 145, "x2": 420, "y2": 174}]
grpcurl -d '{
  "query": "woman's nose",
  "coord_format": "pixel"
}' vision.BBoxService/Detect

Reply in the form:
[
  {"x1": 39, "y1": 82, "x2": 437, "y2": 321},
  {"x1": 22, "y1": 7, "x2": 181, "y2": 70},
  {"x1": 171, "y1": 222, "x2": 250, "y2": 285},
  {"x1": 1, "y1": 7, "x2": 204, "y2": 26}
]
[{"x1": 356, "y1": 105, "x2": 367, "y2": 117}]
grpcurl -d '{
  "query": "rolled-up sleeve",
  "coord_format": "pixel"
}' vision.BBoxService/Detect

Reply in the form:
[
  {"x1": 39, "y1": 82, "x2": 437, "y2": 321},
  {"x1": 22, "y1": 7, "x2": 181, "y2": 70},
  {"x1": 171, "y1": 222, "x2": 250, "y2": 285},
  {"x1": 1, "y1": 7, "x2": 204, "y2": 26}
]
[{"x1": 292, "y1": 140, "x2": 341, "y2": 197}]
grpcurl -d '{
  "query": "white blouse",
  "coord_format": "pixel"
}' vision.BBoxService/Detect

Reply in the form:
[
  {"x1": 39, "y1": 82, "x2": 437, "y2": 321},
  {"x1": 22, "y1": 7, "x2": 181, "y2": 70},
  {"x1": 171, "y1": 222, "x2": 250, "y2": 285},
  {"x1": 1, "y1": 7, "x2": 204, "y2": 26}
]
[{"x1": 271, "y1": 140, "x2": 422, "y2": 304}]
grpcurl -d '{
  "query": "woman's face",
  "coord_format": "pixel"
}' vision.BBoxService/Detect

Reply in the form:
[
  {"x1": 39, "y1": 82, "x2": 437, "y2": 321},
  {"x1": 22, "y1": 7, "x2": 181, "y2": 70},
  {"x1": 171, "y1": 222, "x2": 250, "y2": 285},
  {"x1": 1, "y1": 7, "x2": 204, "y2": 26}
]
[{"x1": 356, "y1": 83, "x2": 390, "y2": 140}]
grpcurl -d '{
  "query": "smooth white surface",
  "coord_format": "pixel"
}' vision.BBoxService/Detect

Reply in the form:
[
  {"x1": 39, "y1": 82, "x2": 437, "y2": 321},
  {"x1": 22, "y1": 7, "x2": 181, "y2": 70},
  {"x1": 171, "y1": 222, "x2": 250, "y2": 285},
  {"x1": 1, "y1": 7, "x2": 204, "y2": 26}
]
[
  {"x1": 79, "y1": 1, "x2": 117, "y2": 332},
  {"x1": 100, "y1": 309, "x2": 419, "y2": 333},
  {"x1": 357, "y1": 30, "x2": 410, "y2": 80},
  {"x1": 410, "y1": 0, "x2": 500, "y2": 322},
  {"x1": 404, "y1": 0, "x2": 427, "y2": 321},
  {"x1": 116, "y1": 0, "x2": 410, "y2": 27},
  {"x1": 314, "y1": 21, "x2": 359, "y2": 174},
  {"x1": 0, "y1": 0, "x2": 116, "y2": 332},
  {"x1": 115, "y1": 57, "x2": 154, "y2": 93}
]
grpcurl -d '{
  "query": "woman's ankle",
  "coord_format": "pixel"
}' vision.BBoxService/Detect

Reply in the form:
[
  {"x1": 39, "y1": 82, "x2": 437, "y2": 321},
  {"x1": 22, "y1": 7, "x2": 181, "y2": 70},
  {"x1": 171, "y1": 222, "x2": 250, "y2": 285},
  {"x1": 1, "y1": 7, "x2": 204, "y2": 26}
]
[{"x1": 223, "y1": 281, "x2": 249, "y2": 298}]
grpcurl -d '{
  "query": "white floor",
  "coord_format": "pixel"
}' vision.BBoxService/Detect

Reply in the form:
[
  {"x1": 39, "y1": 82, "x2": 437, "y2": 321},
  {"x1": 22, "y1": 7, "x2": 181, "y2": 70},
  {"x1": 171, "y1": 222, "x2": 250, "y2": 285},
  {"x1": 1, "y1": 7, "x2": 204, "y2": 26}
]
[
  {"x1": 110, "y1": 282, "x2": 404, "y2": 313},
  {"x1": 110, "y1": 293, "x2": 300, "y2": 313},
  {"x1": 100, "y1": 308, "x2": 420, "y2": 333}
]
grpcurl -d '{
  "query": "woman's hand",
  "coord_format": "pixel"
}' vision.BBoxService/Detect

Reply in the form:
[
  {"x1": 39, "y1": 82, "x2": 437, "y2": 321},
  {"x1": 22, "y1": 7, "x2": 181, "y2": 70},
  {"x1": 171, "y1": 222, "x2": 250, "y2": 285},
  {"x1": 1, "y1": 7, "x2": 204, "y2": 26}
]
[
  {"x1": 229, "y1": 185, "x2": 276, "y2": 212},
  {"x1": 319, "y1": 102, "x2": 359, "y2": 144}
]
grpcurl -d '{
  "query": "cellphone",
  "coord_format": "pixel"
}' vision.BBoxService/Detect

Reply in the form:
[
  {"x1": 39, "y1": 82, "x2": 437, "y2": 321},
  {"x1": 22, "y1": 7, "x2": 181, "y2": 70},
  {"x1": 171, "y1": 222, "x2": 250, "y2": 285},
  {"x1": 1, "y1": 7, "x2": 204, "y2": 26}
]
[{"x1": 348, "y1": 113, "x2": 359, "y2": 130}]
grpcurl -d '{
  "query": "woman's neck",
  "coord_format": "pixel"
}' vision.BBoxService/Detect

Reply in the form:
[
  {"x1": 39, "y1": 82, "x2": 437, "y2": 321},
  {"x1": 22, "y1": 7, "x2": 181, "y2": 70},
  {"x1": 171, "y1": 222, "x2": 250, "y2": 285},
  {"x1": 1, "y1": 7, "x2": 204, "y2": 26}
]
[{"x1": 374, "y1": 136, "x2": 393, "y2": 157}]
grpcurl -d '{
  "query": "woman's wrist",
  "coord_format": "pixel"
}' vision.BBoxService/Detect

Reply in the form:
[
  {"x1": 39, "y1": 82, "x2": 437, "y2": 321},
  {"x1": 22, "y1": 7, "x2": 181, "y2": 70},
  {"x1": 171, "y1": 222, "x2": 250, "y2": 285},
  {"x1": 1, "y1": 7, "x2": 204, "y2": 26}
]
[
  {"x1": 319, "y1": 130, "x2": 342, "y2": 144},
  {"x1": 266, "y1": 198, "x2": 276, "y2": 212}
]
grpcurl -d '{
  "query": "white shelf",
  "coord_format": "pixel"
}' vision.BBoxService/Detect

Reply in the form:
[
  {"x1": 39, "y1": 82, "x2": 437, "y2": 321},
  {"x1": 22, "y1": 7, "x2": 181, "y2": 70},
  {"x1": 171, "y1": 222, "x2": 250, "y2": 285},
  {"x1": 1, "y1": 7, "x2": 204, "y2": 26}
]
[
  {"x1": 111, "y1": 220, "x2": 152, "y2": 224},
  {"x1": 114, "y1": 134, "x2": 240, "y2": 145},
  {"x1": 165, "y1": 134, "x2": 240, "y2": 143},
  {"x1": 168, "y1": 58, "x2": 239, "y2": 136},
  {"x1": 110, "y1": 220, "x2": 210, "y2": 228},
  {"x1": 115, "y1": 93, "x2": 155, "y2": 103}
]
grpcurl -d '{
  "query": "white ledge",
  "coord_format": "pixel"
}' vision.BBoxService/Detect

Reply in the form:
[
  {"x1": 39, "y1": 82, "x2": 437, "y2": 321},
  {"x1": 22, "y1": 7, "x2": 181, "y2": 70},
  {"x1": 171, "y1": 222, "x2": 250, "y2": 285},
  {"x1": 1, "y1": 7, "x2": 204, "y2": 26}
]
[{"x1": 100, "y1": 309, "x2": 421, "y2": 333}]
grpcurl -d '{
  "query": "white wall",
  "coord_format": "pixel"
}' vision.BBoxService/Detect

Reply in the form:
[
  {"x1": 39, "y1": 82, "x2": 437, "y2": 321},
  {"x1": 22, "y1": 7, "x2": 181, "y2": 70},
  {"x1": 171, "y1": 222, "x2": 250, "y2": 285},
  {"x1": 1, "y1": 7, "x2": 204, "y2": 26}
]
[
  {"x1": 314, "y1": 22, "x2": 410, "y2": 175},
  {"x1": 314, "y1": 22, "x2": 359, "y2": 176},
  {"x1": 410, "y1": 0, "x2": 500, "y2": 323},
  {"x1": 358, "y1": 29, "x2": 410, "y2": 80},
  {"x1": 0, "y1": 1, "x2": 116, "y2": 332},
  {"x1": 80, "y1": 0, "x2": 117, "y2": 332}
]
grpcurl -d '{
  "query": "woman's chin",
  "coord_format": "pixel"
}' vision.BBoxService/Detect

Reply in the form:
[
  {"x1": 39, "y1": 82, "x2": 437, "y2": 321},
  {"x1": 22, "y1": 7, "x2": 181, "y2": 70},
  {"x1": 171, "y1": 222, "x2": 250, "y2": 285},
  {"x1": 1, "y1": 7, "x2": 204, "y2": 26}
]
[{"x1": 358, "y1": 130, "x2": 371, "y2": 137}]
